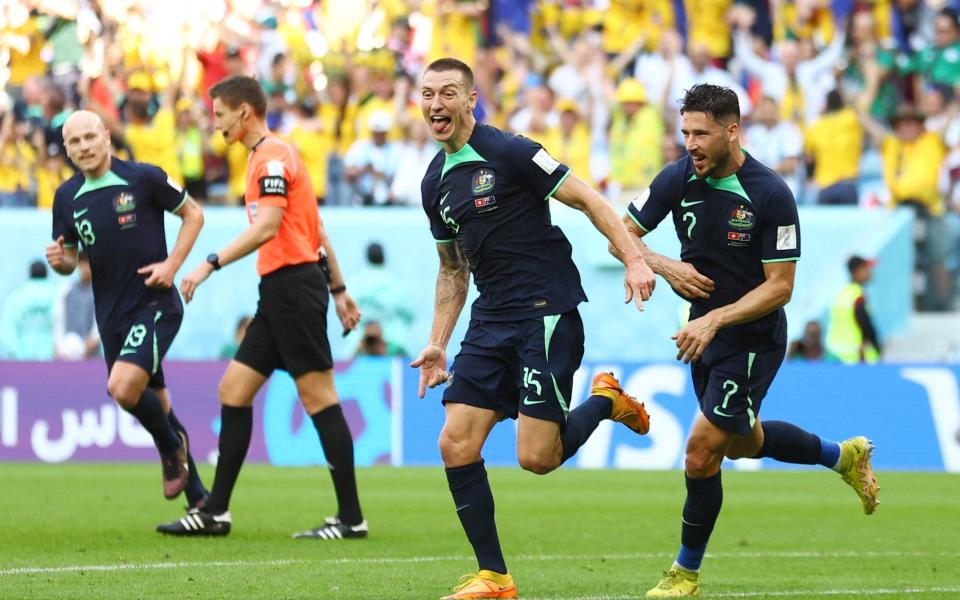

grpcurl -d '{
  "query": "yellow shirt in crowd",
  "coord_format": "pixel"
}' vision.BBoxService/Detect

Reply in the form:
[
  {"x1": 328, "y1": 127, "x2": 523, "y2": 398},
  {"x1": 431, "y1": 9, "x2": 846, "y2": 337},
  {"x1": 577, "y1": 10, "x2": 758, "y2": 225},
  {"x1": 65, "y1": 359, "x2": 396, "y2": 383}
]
[
  {"x1": 610, "y1": 105, "x2": 664, "y2": 189},
  {"x1": 685, "y1": 0, "x2": 732, "y2": 58},
  {"x1": 882, "y1": 132, "x2": 946, "y2": 216},
  {"x1": 209, "y1": 134, "x2": 248, "y2": 205},
  {"x1": 804, "y1": 108, "x2": 863, "y2": 188},
  {"x1": 540, "y1": 123, "x2": 594, "y2": 187},
  {"x1": 286, "y1": 125, "x2": 334, "y2": 200},
  {"x1": 125, "y1": 108, "x2": 183, "y2": 186},
  {"x1": 0, "y1": 140, "x2": 36, "y2": 193},
  {"x1": 602, "y1": 0, "x2": 674, "y2": 53}
]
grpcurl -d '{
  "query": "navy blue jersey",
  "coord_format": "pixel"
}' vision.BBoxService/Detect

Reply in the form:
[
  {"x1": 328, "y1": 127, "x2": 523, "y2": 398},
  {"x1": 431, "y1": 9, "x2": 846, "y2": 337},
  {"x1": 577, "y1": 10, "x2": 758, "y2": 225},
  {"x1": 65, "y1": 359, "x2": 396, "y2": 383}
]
[
  {"x1": 52, "y1": 158, "x2": 186, "y2": 334},
  {"x1": 421, "y1": 124, "x2": 587, "y2": 321},
  {"x1": 628, "y1": 153, "x2": 801, "y2": 349}
]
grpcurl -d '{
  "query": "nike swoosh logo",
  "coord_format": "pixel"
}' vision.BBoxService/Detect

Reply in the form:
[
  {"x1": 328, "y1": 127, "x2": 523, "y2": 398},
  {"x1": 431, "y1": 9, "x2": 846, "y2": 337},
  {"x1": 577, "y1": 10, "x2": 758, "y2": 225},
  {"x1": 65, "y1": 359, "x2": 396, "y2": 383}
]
[
  {"x1": 73, "y1": 208, "x2": 89, "y2": 218},
  {"x1": 455, "y1": 504, "x2": 471, "y2": 512},
  {"x1": 523, "y1": 396, "x2": 546, "y2": 406},
  {"x1": 713, "y1": 406, "x2": 734, "y2": 418},
  {"x1": 681, "y1": 518, "x2": 703, "y2": 527},
  {"x1": 119, "y1": 348, "x2": 137, "y2": 356},
  {"x1": 440, "y1": 191, "x2": 450, "y2": 205},
  {"x1": 679, "y1": 198, "x2": 703, "y2": 207}
]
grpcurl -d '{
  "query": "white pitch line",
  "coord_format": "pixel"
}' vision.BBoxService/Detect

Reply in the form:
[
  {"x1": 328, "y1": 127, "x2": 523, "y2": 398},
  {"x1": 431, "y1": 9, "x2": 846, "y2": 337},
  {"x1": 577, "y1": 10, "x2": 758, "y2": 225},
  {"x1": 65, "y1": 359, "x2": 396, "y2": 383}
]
[
  {"x1": 2, "y1": 550, "x2": 958, "y2": 577},
  {"x1": 523, "y1": 589, "x2": 960, "y2": 600}
]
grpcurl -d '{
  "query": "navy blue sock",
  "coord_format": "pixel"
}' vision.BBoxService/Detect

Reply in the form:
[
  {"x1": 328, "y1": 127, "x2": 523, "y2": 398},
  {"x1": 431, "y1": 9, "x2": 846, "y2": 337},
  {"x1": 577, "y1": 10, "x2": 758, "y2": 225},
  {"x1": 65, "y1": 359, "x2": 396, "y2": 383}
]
[
  {"x1": 754, "y1": 420, "x2": 830, "y2": 466},
  {"x1": 124, "y1": 388, "x2": 180, "y2": 454},
  {"x1": 678, "y1": 471, "x2": 723, "y2": 571},
  {"x1": 204, "y1": 405, "x2": 253, "y2": 515},
  {"x1": 560, "y1": 395, "x2": 612, "y2": 462},
  {"x1": 166, "y1": 409, "x2": 208, "y2": 507},
  {"x1": 820, "y1": 437, "x2": 842, "y2": 471},
  {"x1": 445, "y1": 460, "x2": 507, "y2": 575},
  {"x1": 311, "y1": 404, "x2": 363, "y2": 525}
]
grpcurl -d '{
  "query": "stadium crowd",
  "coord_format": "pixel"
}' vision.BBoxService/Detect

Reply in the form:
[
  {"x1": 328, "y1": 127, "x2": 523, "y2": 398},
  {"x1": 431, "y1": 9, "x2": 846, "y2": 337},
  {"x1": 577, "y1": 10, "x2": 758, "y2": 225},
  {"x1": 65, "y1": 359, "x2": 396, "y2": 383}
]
[{"x1": 1, "y1": 0, "x2": 959, "y2": 311}]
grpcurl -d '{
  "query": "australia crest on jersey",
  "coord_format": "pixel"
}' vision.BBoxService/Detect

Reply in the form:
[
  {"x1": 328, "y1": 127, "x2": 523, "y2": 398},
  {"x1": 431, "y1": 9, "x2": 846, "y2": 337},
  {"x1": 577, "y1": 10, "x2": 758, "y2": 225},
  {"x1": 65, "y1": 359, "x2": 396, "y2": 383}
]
[
  {"x1": 727, "y1": 205, "x2": 754, "y2": 230},
  {"x1": 472, "y1": 169, "x2": 495, "y2": 195},
  {"x1": 113, "y1": 191, "x2": 136, "y2": 213}
]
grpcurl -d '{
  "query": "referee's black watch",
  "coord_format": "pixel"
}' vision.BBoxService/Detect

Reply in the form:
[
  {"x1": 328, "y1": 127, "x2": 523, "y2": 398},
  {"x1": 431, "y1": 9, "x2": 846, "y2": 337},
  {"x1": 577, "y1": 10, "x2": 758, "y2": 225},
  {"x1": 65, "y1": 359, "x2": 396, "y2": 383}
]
[{"x1": 206, "y1": 253, "x2": 222, "y2": 271}]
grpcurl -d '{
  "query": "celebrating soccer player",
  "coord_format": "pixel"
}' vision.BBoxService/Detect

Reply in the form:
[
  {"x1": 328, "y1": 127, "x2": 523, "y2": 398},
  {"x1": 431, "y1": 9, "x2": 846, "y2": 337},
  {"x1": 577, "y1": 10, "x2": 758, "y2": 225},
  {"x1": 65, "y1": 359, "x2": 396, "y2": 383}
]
[
  {"x1": 411, "y1": 58, "x2": 657, "y2": 599},
  {"x1": 156, "y1": 75, "x2": 366, "y2": 540},
  {"x1": 619, "y1": 84, "x2": 879, "y2": 598},
  {"x1": 47, "y1": 110, "x2": 209, "y2": 512}
]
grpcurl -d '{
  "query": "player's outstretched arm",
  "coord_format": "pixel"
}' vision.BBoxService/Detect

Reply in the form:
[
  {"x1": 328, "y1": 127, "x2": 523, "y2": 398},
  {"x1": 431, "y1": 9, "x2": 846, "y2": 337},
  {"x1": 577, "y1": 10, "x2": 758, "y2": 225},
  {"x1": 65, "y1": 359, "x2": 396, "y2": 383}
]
[
  {"x1": 673, "y1": 261, "x2": 795, "y2": 363},
  {"x1": 45, "y1": 235, "x2": 78, "y2": 276},
  {"x1": 552, "y1": 174, "x2": 655, "y2": 311},
  {"x1": 139, "y1": 197, "x2": 204, "y2": 288},
  {"x1": 410, "y1": 241, "x2": 469, "y2": 398},
  {"x1": 180, "y1": 205, "x2": 283, "y2": 303},
  {"x1": 621, "y1": 214, "x2": 715, "y2": 300}
]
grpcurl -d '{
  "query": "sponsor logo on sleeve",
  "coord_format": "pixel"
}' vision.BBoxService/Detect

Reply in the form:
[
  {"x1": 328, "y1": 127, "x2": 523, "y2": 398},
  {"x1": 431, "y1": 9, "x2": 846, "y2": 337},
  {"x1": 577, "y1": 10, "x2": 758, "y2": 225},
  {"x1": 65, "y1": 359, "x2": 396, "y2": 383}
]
[
  {"x1": 166, "y1": 176, "x2": 183, "y2": 194},
  {"x1": 259, "y1": 175, "x2": 288, "y2": 197},
  {"x1": 776, "y1": 224, "x2": 797, "y2": 250},
  {"x1": 632, "y1": 188, "x2": 651, "y2": 210},
  {"x1": 532, "y1": 148, "x2": 559, "y2": 174}
]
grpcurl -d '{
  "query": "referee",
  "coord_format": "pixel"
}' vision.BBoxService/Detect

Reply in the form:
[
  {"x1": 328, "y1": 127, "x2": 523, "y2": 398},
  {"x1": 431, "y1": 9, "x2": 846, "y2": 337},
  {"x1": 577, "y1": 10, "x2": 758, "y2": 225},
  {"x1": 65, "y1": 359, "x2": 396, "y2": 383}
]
[{"x1": 157, "y1": 76, "x2": 367, "y2": 540}]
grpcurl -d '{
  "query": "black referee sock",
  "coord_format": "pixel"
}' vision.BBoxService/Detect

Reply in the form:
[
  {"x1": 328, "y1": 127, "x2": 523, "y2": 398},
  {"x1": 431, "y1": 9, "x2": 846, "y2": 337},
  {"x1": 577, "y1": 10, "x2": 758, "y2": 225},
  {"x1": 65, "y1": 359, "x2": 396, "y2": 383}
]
[
  {"x1": 166, "y1": 410, "x2": 208, "y2": 507},
  {"x1": 560, "y1": 395, "x2": 612, "y2": 462},
  {"x1": 446, "y1": 460, "x2": 507, "y2": 575},
  {"x1": 678, "y1": 470, "x2": 723, "y2": 570},
  {"x1": 204, "y1": 405, "x2": 253, "y2": 515},
  {"x1": 310, "y1": 404, "x2": 363, "y2": 525},
  {"x1": 754, "y1": 420, "x2": 822, "y2": 464},
  {"x1": 124, "y1": 388, "x2": 180, "y2": 455}
]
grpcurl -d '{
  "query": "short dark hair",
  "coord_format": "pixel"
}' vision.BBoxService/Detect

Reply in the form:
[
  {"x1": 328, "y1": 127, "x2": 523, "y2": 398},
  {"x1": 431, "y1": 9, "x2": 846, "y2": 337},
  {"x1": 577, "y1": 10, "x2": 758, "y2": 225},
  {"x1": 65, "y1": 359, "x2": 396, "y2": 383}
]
[
  {"x1": 424, "y1": 58, "x2": 474, "y2": 90},
  {"x1": 366, "y1": 242, "x2": 385, "y2": 266},
  {"x1": 29, "y1": 260, "x2": 47, "y2": 279},
  {"x1": 939, "y1": 7, "x2": 960, "y2": 30},
  {"x1": 209, "y1": 75, "x2": 267, "y2": 118},
  {"x1": 680, "y1": 84, "x2": 740, "y2": 123},
  {"x1": 825, "y1": 89, "x2": 845, "y2": 112}
]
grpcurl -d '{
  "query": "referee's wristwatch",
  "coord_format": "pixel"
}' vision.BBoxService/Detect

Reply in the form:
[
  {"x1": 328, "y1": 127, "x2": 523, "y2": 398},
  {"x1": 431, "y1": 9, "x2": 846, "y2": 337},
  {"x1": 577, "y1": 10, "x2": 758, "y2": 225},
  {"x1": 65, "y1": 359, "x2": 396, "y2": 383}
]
[{"x1": 206, "y1": 253, "x2": 222, "y2": 271}]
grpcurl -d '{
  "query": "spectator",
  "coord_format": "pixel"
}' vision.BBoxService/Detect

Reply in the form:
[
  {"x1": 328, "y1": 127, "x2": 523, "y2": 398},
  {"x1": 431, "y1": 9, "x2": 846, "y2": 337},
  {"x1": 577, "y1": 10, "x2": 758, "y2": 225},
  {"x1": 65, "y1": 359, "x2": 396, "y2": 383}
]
[
  {"x1": 390, "y1": 118, "x2": 438, "y2": 206},
  {"x1": 121, "y1": 70, "x2": 183, "y2": 186},
  {"x1": 53, "y1": 251, "x2": 98, "y2": 360},
  {"x1": 788, "y1": 320, "x2": 827, "y2": 361},
  {"x1": 840, "y1": 10, "x2": 899, "y2": 123},
  {"x1": 907, "y1": 8, "x2": 960, "y2": 92},
  {"x1": 288, "y1": 101, "x2": 333, "y2": 204},
  {"x1": 743, "y1": 95, "x2": 804, "y2": 199},
  {"x1": 541, "y1": 98, "x2": 594, "y2": 186},
  {"x1": 732, "y1": 7, "x2": 845, "y2": 125},
  {"x1": 669, "y1": 41, "x2": 753, "y2": 125},
  {"x1": 344, "y1": 111, "x2": 402, "y2": 206},
  {"x1": 219, "y1": 315, "x2": 252, "y2": 360},
  {"x1": 0, "y1": 105, "x2": 37, "y2": 206},
  {"x1": 804, "y1": 90, "x2": 863, "y2": 205},
  {"x1": 320, "y1": 77, "x2": 359, "y2": 207},
  {"x1": 0, "y1": 260, "x2": 55, "y2": 360},
  {"x1": 825, "y1": 256, "x2": 881, "y2": 364},
  {"x1": 175, "y1": 98, "x2": 207, "y2": 202},
  {"x1": 355, "y1": 320, "x2": 404, "y2": 357},
  {"x1": 35, "y1": 143, "x2": 73, "y2": 210},
  {"x1": 349, "y1": 242, "x2": 414, "y2": 356},
  {"x1": 608, "y1": 79, "x2": 664, "y2": 206}
]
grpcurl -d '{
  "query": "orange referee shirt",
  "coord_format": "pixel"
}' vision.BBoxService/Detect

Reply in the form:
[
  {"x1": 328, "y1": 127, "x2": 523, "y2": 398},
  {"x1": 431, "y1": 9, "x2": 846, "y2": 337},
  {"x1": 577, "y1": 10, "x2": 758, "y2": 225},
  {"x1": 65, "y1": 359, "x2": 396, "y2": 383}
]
[{"x1": 245, "y1": 135, "x2": 320, "y2": 276}]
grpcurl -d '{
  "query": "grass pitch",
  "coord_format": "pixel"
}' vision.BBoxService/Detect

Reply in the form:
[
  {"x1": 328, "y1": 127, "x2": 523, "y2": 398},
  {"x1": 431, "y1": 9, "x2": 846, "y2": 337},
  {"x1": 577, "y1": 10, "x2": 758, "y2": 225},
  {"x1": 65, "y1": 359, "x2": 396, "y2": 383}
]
[{"x1": 0, "y1": 464, "x2": 957, "y2": 599}]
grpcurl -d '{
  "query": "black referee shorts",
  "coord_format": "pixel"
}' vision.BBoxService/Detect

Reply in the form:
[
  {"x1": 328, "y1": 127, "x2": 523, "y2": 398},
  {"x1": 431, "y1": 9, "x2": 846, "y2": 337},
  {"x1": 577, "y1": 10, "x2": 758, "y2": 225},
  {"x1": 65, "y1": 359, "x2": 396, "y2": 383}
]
[{"x1": 234, "y1": 262, "x2": 333, "y2": 378}]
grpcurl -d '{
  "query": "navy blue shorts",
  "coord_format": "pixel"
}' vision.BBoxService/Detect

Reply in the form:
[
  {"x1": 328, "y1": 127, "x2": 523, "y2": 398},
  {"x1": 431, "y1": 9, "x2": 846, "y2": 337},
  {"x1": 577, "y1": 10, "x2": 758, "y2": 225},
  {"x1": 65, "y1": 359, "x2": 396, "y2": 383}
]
[
  {"x1": 443, "y1": 309, "x2": 584, "y2": 424},
  {"x1": 691, "y1": 339, "x2": 785, "y2": 435},
  {"x1": 102, "y1": 304, "x2": 182, "y2": 389}
]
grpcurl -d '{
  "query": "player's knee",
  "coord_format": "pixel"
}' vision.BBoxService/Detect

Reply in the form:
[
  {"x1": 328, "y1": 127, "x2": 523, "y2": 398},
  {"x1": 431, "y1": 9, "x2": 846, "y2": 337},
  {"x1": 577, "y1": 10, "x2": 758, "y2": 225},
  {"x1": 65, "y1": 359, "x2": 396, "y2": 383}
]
[
  {"x1": 685, "y1": 447, "x2": 721, "y2": 477},
  {"x1": 107, "y1": 378, "x2": 139, "y2": 409},
  {"x1": 438, "y1": 429, "x2": 480, "y2": 467},
  {"x1": 517, "y1": 451, "x2": 558, "y2": 475}
]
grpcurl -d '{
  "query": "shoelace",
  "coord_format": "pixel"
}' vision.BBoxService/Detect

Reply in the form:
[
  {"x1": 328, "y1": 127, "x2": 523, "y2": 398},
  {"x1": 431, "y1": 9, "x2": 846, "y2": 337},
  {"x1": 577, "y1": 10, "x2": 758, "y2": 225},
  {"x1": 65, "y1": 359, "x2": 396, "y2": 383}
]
[{"x1": 452, "y1": 573, "x2": 482, "y2": 592}]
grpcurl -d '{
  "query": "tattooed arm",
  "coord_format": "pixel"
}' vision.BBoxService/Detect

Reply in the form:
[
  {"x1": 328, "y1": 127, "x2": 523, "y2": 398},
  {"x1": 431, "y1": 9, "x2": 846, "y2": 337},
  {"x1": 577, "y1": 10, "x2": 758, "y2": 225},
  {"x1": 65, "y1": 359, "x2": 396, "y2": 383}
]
[{"x1": 410, "y1": 241, "x2": 470, "y2": 397}]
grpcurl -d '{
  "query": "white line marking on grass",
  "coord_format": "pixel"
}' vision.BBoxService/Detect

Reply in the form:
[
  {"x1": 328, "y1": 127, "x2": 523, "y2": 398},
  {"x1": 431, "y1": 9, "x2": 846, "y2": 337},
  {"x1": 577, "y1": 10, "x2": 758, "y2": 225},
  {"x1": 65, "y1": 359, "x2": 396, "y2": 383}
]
[
  {"x1": 523, "y1": 589, "x2": 960, "y2": 600},
  {"x1": 3, "y1": 550, "x2": 958, "y2": 577}
]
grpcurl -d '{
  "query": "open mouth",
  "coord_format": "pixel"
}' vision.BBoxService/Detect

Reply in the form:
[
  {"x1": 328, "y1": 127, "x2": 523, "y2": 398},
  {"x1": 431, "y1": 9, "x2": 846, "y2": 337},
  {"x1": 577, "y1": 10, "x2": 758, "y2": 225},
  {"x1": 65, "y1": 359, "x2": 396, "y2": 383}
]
[
  {"x1": 430, "y1": 115, "x2": 452, "y2": 134},
  {"x1": 691, "y1": 154, "x2": 707, "y2": 170}
]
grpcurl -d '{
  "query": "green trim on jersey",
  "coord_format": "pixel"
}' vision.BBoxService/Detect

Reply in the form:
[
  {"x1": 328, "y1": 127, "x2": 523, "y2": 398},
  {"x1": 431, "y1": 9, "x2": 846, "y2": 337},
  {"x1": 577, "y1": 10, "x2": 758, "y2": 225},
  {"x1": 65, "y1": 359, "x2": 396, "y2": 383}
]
[
  {"x1": 171, "y1": 192, "x2": 189, "y2": 214},
  {"x1": 746, "y1": 352, "x2": 757, "y2": 427},
  {"x1": 151, "y1": 310, "x2": 162, "y2": 375},
  {"x1": 628, "y1": 211, "x2": 650, "y2": 232},
  {"x1": 705, "y1": 173, "x2": 751, "y2": 204},
  {"x1": 434, "y1": 238, "x2": 456, "y2": 244},
  {"x1": 543, "y1": 314, "x2": 561, "y2": 361},
  {"x1": 544, "y1": 169, "x2": 571, "y2": 201},
  {"x1": 74, "y1": 170, "x2": 130, "y2": 200},
  {"x1": 552, "y1": 372, "x2": 569, "y2": 418},
  {"x1": 441, "y1": 143, "x2": 487, "y2": 179},
  {"x1": 761, "y1": 257, "x2": 800, "y2": 263}
]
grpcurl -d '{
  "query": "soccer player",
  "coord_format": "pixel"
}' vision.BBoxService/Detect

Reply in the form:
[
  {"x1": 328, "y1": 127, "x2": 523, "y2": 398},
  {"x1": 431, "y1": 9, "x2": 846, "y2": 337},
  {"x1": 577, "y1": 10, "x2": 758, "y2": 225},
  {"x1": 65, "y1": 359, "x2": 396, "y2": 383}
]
[
  {"x1": 156, "y1": 75, "x2": 366, "y2": 540},
  {"x1": 411, "y1": 58, "x2": 657, "y2": 599},
  {"x1": 618, "y1": 84, "x2": 879, "y2": 598},
  {"x1": 46, "y1": 110, "x2": 208, "y2": 509}
]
